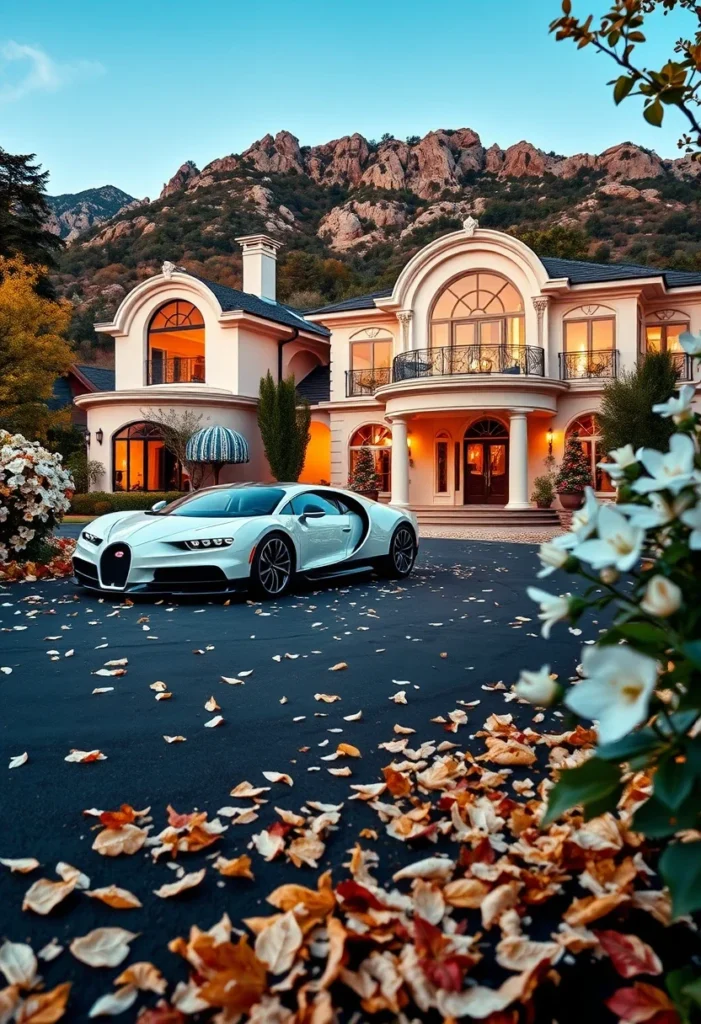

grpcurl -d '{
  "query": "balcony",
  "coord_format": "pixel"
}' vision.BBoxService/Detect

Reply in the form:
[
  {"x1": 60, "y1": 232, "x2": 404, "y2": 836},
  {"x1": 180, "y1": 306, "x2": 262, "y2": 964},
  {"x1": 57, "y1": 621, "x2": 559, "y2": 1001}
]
[
  {"x1": 558, "y1": 350, "x2": 618, "y2": 381},
  {"x1": 146, "y1": 356, "x2": 205, "y2": 386},
  {"x1": 393, "y1": 344, "x2": 545, "y2": 382},
  {"x1": 346, "y1": 367, "x2": 391, "y2": 397}
]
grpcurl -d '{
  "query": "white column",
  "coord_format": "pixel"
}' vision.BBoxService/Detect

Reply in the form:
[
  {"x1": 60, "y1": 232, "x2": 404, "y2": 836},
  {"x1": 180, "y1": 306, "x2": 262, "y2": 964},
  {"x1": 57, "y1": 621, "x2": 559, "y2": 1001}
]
[
  {"x1": 389, "y1": 417, "x2": 410, "y2": 507},
  {"x1": 506, "y1": 411, "x2": 530, "y2": 510}
]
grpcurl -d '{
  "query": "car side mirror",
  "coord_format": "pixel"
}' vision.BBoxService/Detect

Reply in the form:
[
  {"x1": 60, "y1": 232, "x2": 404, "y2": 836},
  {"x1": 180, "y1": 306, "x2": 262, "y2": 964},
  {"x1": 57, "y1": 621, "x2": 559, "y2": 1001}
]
[
  {"x1": 151, "y1": 500, "x2": 167, "y2": 512},
  {"x1": 300, "y1": 509, "x2": 325, "y2": 521}
]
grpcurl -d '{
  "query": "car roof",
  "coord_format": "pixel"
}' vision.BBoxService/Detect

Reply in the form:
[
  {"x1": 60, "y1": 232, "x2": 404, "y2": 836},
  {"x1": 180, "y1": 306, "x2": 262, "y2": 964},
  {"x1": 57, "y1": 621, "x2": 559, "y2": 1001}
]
[{"x1": 184, "y1": 482, "x2": 347, "y2": 497}]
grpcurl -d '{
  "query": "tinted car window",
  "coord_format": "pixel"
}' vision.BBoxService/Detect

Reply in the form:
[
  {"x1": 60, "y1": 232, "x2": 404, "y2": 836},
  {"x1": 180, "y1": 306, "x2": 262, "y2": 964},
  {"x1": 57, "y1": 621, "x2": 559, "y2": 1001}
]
[
  {"x1": 290, "y1": 493, "x2": 341, "y2": 516},
  {"x1": 155, "y1": 487, "x2": 285, "y2": 518}
]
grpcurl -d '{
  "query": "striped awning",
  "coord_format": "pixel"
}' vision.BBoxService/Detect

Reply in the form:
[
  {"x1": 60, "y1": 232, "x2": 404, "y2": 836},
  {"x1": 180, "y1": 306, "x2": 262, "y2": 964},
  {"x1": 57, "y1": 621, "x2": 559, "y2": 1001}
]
[{"x1": 185, "y1": 426, "x2": 250, "y2": 464}]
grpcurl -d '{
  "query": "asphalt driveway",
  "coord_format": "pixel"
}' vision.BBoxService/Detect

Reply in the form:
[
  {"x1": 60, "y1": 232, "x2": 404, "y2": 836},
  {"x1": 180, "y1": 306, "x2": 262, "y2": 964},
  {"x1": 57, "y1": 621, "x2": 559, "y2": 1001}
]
[{"x1": 0, "y1": 540, "x2": 684, "y2": 1020}]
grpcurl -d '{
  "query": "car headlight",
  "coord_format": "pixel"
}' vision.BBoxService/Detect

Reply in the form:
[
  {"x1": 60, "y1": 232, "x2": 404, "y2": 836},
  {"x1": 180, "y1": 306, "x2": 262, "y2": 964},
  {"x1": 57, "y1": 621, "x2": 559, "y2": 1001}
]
[
  {"x1": 177, "y1": 538, "x2": 234, "y2": 551},
  {"x1": 82, "y1": 531, "x2": 102, "y2": 545}
]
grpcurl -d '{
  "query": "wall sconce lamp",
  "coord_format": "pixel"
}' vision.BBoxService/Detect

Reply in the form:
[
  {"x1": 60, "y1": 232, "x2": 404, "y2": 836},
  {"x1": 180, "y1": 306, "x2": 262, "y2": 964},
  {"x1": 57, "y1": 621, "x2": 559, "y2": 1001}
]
[
  {"x1": 546, "y1": 428, "x2": 554, "y2": 457},
  {"x1": 96, "y1": 428, "x2": 104, "y2": 445}
]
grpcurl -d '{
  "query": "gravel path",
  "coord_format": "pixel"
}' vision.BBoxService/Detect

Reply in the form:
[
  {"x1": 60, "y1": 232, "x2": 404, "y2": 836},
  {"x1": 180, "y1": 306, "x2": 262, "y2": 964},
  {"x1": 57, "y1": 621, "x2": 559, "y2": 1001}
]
[{"x1": 419, "y1": 525, "x2": 563, "y2": 543}]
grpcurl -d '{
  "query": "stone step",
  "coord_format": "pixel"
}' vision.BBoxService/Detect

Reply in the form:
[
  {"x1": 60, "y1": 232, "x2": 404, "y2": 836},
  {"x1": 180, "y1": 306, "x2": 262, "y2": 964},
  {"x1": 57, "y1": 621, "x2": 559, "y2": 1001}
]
[{"x1": 410, "y1": 506, "x2": 561, "y2": 528}]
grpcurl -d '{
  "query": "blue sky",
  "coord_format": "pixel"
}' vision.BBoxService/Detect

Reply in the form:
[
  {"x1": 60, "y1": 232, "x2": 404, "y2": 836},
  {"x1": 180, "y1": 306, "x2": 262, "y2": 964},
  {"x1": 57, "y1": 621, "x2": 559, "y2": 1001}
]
[{"x1": 0, "y1": 0, "x2": 692, "y2": 198}]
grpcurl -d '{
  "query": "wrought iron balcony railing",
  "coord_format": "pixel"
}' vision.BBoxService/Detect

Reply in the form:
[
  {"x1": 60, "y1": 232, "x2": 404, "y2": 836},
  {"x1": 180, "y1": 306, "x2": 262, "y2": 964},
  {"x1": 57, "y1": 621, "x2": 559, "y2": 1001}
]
[
  {"x1": 393, "y1": 344, "x2": 545, "y2": 382},
  {"x1": 146, "y1": 356, "x2": 206, "y2": 385},
  {"x1": 346, "y1": 367, "x2": 391, "y2": 397},
  {"x1": 558, "y1": 349, "x2": 618, "y2": 381}
]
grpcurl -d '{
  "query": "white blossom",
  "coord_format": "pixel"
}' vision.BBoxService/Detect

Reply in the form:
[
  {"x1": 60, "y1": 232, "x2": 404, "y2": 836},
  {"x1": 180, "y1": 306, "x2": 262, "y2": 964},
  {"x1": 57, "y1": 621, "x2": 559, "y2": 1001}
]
[
  {"x1": 681, "y1": 501, "x2": 701, "y2": 550},
  {"x1": 536, "y1": 538, "x2": 571, "y2": 578},
  {"x1": 598, "y1": 443, "x2": 637, "y2": 481},
  {"x1": 569, "y1": 487, "x2": 600, "y2": 542},
  {"x1": 565, "y1": 645, "x2": 658, "y2": 744},
  {"x1": 617, "y1": 492, "x2": 689, "y2": 530},
  {"x1": 640, "y1": 576, "x2": 682, "y2": 618},
  {"x1": 526, "y1": 587, "x2": 571, "y2": 638},
  {"x1": 514, "y1": 665, "x2": 559, "y2": 706},
  {"x1": 633, "y1": 433, "x2": 698, "y2": 496},
  {"x1": 679, "y1": 330, "x2": 701, "y2": 357},
  {"x1": 652, "y1": 383, "x2": 697, "y2": 422},
  {"x1": 574, "y1": 504, "x2": 644, "y2": 572}
]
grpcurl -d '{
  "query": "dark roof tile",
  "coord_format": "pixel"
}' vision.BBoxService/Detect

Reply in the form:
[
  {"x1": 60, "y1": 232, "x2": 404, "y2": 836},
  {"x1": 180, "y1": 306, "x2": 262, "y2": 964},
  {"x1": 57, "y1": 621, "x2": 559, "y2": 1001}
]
[
  {"x1": 76, "y1": 365, "x2": 115, "y2": 391},
  {"x1": 304, "y1": 289, "x2": 393, "y2": 315},
  {"x1": 196, "y1": 277, "x2": 330, "y2": 337},
  {"x1": 295, "y1": 364, "x2": 330, "y2": 404}
]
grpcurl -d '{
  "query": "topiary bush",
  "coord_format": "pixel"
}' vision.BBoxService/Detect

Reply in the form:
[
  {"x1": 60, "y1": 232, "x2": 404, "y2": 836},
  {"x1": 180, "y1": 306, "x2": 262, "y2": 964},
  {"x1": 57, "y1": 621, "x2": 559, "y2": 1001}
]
[
  {"x1": 69, "y1": 491, "x2": 183, "y2": 515},
  {"x1": 0, "y1": 430, "x2": 73, "y2": 564}
]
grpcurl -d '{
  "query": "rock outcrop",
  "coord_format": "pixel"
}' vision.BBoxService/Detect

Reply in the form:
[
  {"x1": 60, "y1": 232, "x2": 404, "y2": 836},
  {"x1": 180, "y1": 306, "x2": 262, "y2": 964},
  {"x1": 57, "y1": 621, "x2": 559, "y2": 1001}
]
[
  {"x1": 160, "y1": 161, "x2": 200, "y2": 199},
  {"x1": 45, "y1": 185, "x2": 139, "y2": 242},
  {"x1": 318, "y1": 200, "x2": 406, "y2": 250}
]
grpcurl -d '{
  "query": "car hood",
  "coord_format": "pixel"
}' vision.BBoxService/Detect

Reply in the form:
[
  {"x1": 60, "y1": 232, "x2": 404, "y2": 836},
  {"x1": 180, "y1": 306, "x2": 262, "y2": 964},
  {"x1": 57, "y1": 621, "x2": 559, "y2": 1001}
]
[{"x1": 102, "y1": 512, "x2": 255, "y2": 546}]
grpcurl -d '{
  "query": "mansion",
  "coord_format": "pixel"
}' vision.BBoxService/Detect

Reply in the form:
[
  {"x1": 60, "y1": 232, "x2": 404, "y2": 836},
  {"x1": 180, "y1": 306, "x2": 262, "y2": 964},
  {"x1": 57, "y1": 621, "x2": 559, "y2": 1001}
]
[{"x1": 75, "y1": 224, "x2": 701, "y2": 522}]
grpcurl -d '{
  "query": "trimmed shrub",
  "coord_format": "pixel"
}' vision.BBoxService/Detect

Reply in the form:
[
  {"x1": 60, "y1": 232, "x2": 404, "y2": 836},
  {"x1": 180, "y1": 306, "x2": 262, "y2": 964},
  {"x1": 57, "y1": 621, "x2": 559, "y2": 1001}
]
[{"x1": 69, "y1": 491, "x2": 183, "y2": 515}]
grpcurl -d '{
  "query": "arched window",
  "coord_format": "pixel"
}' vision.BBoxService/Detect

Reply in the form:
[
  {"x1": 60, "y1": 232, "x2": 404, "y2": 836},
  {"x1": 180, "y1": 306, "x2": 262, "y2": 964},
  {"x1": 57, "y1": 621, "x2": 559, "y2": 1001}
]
[
  {"x1": 349, "y1": 424, "x2": 391, "y2": 493},
  {"x1": 565, "y1": 414, "x2": 614, "y2": 494},
  {"x1": 430, "y1": 272, "x2": 524, "y2": 350},
  {"x1": 113, "y1": 422, "x2": 187, "y2": 493},
  {"x1": 644, "y1": 310, "x2": 691, "y2": 379},
  {"x1": 435, "y1": 431, "x2": 450, "y2": 494},
  {"x1": 147, "y1": 300, "x2": 205, "y2": 385}
]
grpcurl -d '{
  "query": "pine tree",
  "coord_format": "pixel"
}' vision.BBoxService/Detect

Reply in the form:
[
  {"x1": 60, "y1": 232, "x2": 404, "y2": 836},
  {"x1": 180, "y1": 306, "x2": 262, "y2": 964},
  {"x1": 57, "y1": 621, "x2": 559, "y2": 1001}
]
[
  {"x1": 349, "y1": 442, "x2": 380, "y2": 493},
  {"x1": 555, "y1": 433, "x2": 593, "y2": 493},
  {"x1": 0, "y1": 148, "x2": 63, "y2": 269},
  {"x1": 257, "y1": 371, "x2": 311, "y2": 481},
  {"x1": 597, "y1": 351, "x2": 678, "y2": 454}
]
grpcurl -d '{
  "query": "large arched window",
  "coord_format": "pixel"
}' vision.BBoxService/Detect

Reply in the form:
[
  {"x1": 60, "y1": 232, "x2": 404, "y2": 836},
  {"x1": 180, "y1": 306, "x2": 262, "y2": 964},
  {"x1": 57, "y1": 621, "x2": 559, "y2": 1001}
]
[
  {"x1": 147, "y1": 300, "x2": 205, "y2": 385},
  {"x1": 113, "y1": 422, "x2": 186, "y2": 492},
  {"x1": 565, "y1": 414, "x2": 614, "y2": 494},
  {"x1": 430, "y1": 272, "x2": 524, "y2": 350},
  {"x1": 349, "y1": 424, "x2": 391, "y2": 493}
]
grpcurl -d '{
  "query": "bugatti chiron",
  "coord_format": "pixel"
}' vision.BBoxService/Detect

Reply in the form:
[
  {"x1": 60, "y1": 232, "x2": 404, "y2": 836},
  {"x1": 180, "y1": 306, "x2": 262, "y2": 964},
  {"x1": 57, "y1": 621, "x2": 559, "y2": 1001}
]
[{"x1": 72, "y1": 483, "x2": 418, "y2": 599}]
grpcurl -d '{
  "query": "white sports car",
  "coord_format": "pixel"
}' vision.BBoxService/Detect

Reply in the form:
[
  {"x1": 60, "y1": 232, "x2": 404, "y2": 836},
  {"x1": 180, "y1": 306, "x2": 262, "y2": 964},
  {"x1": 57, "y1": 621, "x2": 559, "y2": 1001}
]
[{"x1": 72, "y1": 483, "x2": 418, "y2": 599}]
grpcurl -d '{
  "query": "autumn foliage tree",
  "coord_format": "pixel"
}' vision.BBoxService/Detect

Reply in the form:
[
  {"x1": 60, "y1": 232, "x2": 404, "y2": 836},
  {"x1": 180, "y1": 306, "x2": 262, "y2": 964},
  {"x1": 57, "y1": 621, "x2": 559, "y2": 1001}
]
[{"x1": 0, "y1": 257, "x2": 73, "y2": 439}]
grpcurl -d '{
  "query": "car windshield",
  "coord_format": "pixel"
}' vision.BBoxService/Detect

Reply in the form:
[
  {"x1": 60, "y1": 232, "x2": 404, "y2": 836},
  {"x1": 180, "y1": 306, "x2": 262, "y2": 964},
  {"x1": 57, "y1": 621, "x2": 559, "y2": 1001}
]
[{"x1": 153, "y1": 487, "x2": 286, "y2": 518}]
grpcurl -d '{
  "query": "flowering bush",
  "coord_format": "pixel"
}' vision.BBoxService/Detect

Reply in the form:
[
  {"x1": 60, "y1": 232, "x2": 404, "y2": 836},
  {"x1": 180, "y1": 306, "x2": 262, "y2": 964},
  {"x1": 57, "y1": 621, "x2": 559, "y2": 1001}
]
[
  {"x1": 554, "y1": 431, "x2": 593, "y2": 493},
  {"x1": 0, "y1": 536, "x2": 75, "y2": 582},
  {"x1": 0, "y1": 430, "x2": 73, "y2": 564},
  {"x1": 518, "y1": 333, "x2": 701, "y2": 936}
]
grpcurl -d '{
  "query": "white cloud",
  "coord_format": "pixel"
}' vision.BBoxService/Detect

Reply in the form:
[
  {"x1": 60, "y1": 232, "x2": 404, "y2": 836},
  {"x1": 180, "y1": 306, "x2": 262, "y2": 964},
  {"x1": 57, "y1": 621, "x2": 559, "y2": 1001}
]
[{"x1": 0, "y1": 41, "x2": 104, "y2": 103}]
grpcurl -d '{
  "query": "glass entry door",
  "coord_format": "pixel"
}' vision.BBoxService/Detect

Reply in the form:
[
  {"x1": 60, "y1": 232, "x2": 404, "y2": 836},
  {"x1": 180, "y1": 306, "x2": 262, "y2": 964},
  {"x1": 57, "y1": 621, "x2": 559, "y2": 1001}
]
[{"x1": 464, "y1": 440, "x2": 509, "y2": 505}]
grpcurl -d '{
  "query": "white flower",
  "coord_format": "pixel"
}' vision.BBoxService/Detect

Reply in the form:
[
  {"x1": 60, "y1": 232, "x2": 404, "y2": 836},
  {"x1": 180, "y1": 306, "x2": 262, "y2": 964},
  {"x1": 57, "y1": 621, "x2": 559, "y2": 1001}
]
[
  {"x1": 681, "y1": 501, "x2": 701, "y2": 549},
  {"x1": 640, "y1": 575, "x2": 682, "y2": 617},
  {"x1": 599, "y1": 444, "x2": 637, "y2": 481},
  {"x1": 526, "y1": 587, "x2": 571, "y2": 638},
  {"x1": 569, "y1": 487, "x2": 600, "y2": 542},
  {"x1": 633, "y1": 433, "x2": 698, "y2": 496},
  {"x1": 514, "y1": 665, "x2": 559, "y2": 706},
  {"x1": 565, "y1": 645, "x2": 658, "y2": 744},
  {"x1": 617, "y1": 492, "x2": 689, "y2": 530},
  {"x1": 574, "y1": 504, "x2": 644, "y2": 572},
  {"x1": 652, "y1": 383, "x2": 697, "y2": 422},
  {"x1": 679, "y1": 330, "x2": 701, "y2": 357},
  {"x1": 536, "y1": 537, "x2": 571, "y2": 578}
]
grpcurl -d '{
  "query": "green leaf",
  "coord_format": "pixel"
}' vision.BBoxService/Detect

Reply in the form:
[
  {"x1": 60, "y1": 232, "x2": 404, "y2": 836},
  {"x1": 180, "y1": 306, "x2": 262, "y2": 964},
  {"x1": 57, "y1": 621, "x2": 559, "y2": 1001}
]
[
  {"x1": 597, "y1": 730, "x2": 661, "y2": 762},
  {"x1": 666, "y1": 968, "x2": 696, "y2": 1023},
  {"x1": 613, "y1": 75, "x2": 634, "y2": 104},
  {"x1": 582, "y1": 784, "x2": 625, "y2": 820},
  {"x1": 659, "y1": 840, "x2": 701, "y2": 917},
  {"x1": 682, "y1": 640, "x2": 701, "y2": 671},
  {"x1": 682, "y1": 975, "x2": 701, "y2": 1011},
  {"x1": 654, "y1": 755, "x2": 693, "y2": 811},
  {"x1": 543, "y1": 758, "x2": 621, "y2": 826},
  {"x1": 644, "y1": 99, "x2": 664, "y2": 127},
  {"x1": 634, "y1": 793, "x2": 699, "y2": 839},
  {"x1": 616, "y1": 621, "x2": 670, "y2": 647}
]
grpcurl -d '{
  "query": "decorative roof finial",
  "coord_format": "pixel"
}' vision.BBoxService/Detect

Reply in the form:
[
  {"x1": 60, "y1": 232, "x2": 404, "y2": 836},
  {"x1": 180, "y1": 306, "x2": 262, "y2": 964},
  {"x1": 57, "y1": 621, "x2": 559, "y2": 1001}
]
[
  {"x1": 161, "y1": 261, "x2": 177, "y2": 279},
  {"x1": 462, "y1": 216, "x2": 479, "y2": 237}
]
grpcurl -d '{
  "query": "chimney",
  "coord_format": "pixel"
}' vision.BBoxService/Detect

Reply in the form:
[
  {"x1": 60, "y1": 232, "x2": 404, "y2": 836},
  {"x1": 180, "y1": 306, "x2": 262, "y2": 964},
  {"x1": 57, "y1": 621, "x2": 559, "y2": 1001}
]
[{"x1": 235, "y1": 234, "x2": 283, "y2": 301}]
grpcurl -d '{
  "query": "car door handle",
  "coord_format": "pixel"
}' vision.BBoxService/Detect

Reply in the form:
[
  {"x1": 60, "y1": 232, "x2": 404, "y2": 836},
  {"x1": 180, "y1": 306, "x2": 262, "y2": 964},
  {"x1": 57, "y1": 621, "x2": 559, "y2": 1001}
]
[{"x1": 341, "y1": 527, "x2": 351, "y2": 532}]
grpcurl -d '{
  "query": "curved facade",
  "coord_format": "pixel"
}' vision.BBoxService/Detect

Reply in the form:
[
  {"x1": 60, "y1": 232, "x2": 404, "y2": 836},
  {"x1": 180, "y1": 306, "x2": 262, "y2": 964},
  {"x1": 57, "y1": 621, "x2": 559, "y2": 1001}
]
[{"x1": 76, "y1": 225, "x2": 701, "y2": 517}]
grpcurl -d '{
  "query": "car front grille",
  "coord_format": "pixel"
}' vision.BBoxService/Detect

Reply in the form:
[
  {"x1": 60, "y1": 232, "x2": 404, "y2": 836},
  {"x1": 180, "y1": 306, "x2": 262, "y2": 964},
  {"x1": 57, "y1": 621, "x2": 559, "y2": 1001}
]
[
  {"x1": 149, "y1": 566, "x2": 229, "y2": 593},
  {"x1": 72, "y1": 556, "x2": 99, "y2": 584},
  {"x1": 100, "y1": 543, "x2": 131, "y2": 588}
]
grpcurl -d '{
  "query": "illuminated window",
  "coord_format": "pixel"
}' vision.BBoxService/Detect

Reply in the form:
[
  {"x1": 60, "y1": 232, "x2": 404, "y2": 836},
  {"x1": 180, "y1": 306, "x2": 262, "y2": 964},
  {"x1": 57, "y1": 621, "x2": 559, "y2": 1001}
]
[
  {"x1": 112, "y1": 422, "x2": 187, "y2": 492},
  {"x1": 148, "y1": 300, "x2": 205, "y2": 385},
  {"x1": 645, "y1": 322, "x2": 688, "y2": 353},
  {"x1": 349, "y1": 424, "x2": 392, "y2": 492},
  {"x1": 430, "y1": 272, "x2": 524, "y2": 349},
  {"x1": 565, "y1": 414, "x2": 614, "y2": 494},
  {"x1": 435, "y1": 432, "x2": 450, "y2": 493}
]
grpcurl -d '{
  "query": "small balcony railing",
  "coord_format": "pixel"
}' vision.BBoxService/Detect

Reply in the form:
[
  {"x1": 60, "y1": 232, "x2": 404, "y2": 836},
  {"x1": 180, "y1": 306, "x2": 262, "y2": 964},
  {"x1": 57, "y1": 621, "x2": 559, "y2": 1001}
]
[
  {"x1": 346, "y1": 367, "x2": 391, "y2": 397},
  {"x1": 393, "y1": 344, "x2": 545, "y2": 382},
  {"x1": 558, "y1": 349, "x2": 618, "y2": 381},
  {"x1": 146, "y1": 357, "x2": 206, "y2": 385},
  {"x1": 666, "y1": 351, "x2": 693, "y2": 381}
]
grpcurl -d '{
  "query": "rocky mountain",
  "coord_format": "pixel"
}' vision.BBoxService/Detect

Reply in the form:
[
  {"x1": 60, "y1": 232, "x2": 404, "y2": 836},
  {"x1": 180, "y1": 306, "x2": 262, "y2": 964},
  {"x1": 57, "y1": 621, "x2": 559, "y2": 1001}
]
[
  {"x1": 46, "y1": 185, "x2": 143, "y2": 242},
  {"x1": 53, "y1": 127, "x2": 701, "y2": 358}
]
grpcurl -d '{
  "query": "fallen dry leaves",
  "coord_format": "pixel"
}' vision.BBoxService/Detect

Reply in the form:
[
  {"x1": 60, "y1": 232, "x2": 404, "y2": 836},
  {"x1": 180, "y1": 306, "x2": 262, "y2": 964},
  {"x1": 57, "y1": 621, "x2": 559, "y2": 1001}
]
[{"x1": 70, "y1": 928, "x2": 138, "y2": 967}]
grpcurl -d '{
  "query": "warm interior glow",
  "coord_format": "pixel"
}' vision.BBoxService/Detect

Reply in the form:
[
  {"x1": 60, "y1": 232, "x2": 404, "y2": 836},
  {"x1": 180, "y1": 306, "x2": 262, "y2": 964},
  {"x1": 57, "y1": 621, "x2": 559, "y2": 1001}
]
[
  {"x1": 148, "y1": 300, "x2": 205, "y2": 383},
  {"x1": 299, "y1": 421, "x2": 331, "y2": 484}
]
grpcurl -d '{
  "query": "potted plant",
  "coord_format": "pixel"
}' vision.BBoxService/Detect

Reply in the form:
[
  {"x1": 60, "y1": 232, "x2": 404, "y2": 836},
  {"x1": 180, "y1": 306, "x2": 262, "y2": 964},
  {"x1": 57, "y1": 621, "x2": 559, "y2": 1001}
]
[
  {"x1": 531, "y1": 474, "x2": 555, "y2": 509},
  {"x1": 348, "y1": 442, "x2": 381, "y2": 501},
  {"x1": 554, "y1": 432, "x2": 593, "y2": 510}
]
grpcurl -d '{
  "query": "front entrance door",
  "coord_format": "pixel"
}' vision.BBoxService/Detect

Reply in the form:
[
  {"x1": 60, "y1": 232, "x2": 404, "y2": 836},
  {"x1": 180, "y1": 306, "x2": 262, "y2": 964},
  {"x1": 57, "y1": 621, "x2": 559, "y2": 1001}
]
[{"x1": 464, "y1": 440, "x2": 509, "y2": 505}]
